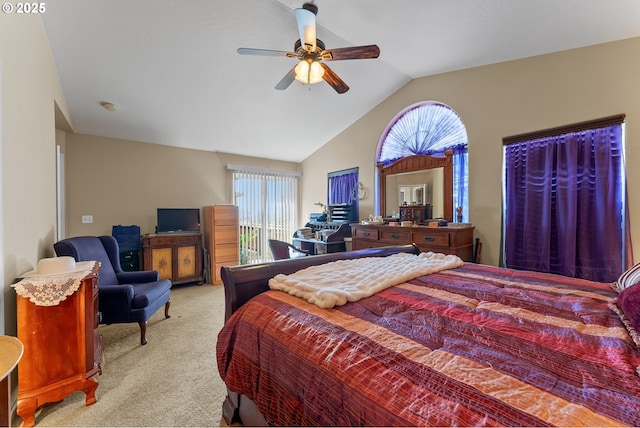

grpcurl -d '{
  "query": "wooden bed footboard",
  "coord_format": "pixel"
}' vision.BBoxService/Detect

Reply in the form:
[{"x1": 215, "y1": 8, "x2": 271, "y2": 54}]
[{"x1": 220, "y1": 244, "x2": 419, "y2": 321}]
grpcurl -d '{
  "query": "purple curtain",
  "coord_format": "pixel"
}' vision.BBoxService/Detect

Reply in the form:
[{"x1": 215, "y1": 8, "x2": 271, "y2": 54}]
[
  {"x1": 504, "y1": 124, "x2": 629, "y2": 282},
  {"x1": 328, "y1": 171, "x2": 358, "y2": 205}
]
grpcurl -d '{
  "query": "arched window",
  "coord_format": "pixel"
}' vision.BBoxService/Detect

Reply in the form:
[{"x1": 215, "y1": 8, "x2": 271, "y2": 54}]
[{"x1": 377, "y1": 101, "x2": 469, "y2": 221}]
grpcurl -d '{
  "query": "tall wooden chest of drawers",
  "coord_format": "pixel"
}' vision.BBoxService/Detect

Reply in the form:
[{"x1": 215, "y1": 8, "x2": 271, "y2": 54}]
[{"x1": 203, "y1": 205, "x2": 239, "y2": 285}]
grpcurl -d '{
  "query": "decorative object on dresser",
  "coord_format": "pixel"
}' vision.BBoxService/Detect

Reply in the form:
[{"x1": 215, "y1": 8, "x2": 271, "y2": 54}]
[
  {"x1": 54, "y1": 236, "x2": 172, "y2": 345},
  {"x1": 111, "y1": 224, "x2": 141, "y2": 271},
  {"x1": 12, "y1": 258, "x2": 102, "y2": 427},
  {"x1": 351, "y1": 223, "x2": 474, "y2": 261},
  {"x1": 203, "y1": 205, "x2": 239, "y2": 285},
  {"x1": 142, "y1": 233, "x2": 204, "y2": 285},
  {"x1": 399, "y1": 204, "x2": 432, "y2": 223}
]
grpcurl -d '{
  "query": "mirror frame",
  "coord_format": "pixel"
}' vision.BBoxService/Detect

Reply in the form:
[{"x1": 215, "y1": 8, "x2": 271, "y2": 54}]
[{"x1": 378, "y1": 150, "x2": 454, "y2": 222}]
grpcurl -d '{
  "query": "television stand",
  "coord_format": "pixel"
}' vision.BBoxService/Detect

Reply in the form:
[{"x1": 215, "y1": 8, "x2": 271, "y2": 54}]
[{"x1": 142, "y1": 233, "x2": 204, "y2": 285}]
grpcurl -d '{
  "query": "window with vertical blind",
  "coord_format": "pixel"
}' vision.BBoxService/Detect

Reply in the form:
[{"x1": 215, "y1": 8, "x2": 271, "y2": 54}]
[{"x1": 228, "y1": 165, "x2": 300, "y2": 264}]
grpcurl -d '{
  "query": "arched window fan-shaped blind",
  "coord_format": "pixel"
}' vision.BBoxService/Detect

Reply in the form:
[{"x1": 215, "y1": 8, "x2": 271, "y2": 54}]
[
  {"x1": 378, "y1": 102, "x2": 468, "y2": 163},
  {"x1": 377, "y1": 101, "x2": 469, "y2": 222}
]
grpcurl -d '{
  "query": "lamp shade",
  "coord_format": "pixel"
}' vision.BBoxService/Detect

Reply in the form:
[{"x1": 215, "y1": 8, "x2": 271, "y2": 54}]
[{"x1": 295, "y1": 60, "x2": 324, "y2": 84}]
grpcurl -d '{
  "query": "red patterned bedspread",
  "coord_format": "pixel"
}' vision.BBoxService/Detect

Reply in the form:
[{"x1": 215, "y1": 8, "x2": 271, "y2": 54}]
[{"x1": 216, "y1": 264, "x2": 640, "y2": 426}]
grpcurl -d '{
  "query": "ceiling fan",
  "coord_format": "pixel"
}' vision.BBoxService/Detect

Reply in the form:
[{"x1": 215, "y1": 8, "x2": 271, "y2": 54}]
[{"x1": 237, "y1": 2, "x2": 380, "y2": 94}]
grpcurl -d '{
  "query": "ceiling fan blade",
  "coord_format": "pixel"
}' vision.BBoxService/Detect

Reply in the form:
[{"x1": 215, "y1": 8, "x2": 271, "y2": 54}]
[
  {"x1": 237, "y1": 48, "x2": 296, "y2": 58},
  {"x1": 322, "y1": 45, "x2": 380, "y2": 61},
  {"x1": 275, "y1": 66, "x2": 297, "y2": 90},
  {"x1": 320, "y1": 63, "x2": 349, "y2": 94},
  {"x1": 295, "y1": 7, "x2": 316, "y2": 52}
]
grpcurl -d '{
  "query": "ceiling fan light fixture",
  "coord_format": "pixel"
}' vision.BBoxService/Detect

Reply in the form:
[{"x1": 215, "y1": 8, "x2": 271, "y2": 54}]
[
  {"x1": 295, "y1": 59, "x2": 324, "y2": 84},
  {"x1": 238, "y1": 2, "x2": 377, "y2": 94}
]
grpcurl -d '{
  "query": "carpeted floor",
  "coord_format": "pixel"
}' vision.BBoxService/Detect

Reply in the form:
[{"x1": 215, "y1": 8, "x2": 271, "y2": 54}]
[{"x1": 26, "y1": 283, "x2": 228, "y2": 427}]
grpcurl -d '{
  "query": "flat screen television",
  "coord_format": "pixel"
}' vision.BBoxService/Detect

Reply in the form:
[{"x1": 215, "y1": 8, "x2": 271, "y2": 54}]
[{"x1": 156, "y1": 208, "x2": 200, "y2": 233}]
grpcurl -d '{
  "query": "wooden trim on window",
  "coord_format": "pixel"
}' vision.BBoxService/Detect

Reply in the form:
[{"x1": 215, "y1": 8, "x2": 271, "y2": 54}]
[{"x1": 503, "y1": 114, "x2": 625, "y2": 146}]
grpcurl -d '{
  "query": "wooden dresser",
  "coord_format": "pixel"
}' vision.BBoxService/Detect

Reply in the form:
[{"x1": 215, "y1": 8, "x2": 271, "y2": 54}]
[
  {"x1": 351, "y1": 223, "x2": 474, "y2": 261},
  {"x1": 203, "y1": 205, "x2": 239, "y2": 285},
  {"x1": 16, "y1": 265, "x2": 102, "y2": 427},
  {"x1": 142, "y1": 233, "x2": 204, "y2": 285}
]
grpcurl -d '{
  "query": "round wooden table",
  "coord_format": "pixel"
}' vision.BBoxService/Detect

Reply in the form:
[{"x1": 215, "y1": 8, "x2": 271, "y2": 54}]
[{"x1": 0, "y1": 336, "x2": 23, "y2": 427}]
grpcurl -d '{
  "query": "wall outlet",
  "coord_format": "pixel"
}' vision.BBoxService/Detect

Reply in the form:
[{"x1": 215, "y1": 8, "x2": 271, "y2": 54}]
[{"x1": 82, "y1": 215, "x2": 93, "y2": 224}]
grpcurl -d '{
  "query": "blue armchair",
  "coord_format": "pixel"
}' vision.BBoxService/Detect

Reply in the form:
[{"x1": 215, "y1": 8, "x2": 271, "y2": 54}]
[{"x1": 54, "y1": 235, "x2": 171, "y2": 345}]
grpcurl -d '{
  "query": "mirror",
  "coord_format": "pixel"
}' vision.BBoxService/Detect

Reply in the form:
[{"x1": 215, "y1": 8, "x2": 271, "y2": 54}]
[
  {"x1": 378, "y1": 151, "x2": 453, "y2": 221},
  {"x1": 387, "y1": 171, "x2": 443, "y2": 217},
  {"x1": 399, "y1": 183, "x2": 427, "y2": 206}
]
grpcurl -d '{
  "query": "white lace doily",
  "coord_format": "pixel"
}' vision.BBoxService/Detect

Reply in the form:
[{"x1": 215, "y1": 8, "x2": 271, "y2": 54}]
[{"x1": 12, "y1": 261, "x2": 99, "y2": 306}]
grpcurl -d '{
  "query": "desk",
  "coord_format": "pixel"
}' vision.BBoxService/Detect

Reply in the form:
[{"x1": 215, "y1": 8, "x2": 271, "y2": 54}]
[
  {"x1": 293, "y1": 222, "x2": 352, "y2": 255},
  {"x1": 0, "y1": 336, "x2": 24, "y2": 427},
  {"x1": 292, "y1": 238, "x2": 346, "y2": 255}
]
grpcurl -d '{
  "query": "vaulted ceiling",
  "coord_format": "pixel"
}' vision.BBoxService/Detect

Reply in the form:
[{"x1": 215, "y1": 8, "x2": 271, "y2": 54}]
[{"x1": 41, "y1": 0, "x2": 640, "y2": 162}]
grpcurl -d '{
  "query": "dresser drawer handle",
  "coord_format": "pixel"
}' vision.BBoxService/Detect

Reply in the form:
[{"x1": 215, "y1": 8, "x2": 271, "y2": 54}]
[
  {"x1": 362, "y1": 231, "x2": 370, "y2": 236},
  {"x1": 423, "y1": 236, "x2": 435, "y2": 241},
  {"x1": 390, "y1": 234, "x2": 400, "y2": 239}
]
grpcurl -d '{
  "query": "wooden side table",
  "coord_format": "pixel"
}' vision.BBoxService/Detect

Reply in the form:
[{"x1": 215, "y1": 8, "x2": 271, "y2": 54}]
[
  {"x1": 0, "y1": 336, "x2": 23, "y2": 427},
  {"x1": 15, "y1": 264, "x2": 102, "y2": 427}
]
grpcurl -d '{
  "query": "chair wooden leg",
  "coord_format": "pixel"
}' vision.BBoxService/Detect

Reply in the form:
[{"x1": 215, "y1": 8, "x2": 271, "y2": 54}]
[
  {"x1": 138, "y1": 321, "x2": 147, "y2": 345},
  {"x1": 138, "y1": 301, "x2": 169, "y2": 345}
]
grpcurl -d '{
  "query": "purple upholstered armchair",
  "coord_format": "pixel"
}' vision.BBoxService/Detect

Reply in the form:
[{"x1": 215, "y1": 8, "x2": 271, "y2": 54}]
[{"x1": 54, "y1": 235, "x2": 171, "y2": 345}]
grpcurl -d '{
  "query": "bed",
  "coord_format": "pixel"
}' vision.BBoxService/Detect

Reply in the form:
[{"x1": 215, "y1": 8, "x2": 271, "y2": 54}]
[{"x1": 216, "y1": 245, "x2": 640, "y2": 426}]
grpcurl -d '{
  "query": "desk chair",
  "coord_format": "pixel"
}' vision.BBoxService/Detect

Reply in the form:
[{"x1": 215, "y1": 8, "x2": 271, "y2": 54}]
[{"x1": 268, "y1": 239, "x2": 309, "y2": 260}]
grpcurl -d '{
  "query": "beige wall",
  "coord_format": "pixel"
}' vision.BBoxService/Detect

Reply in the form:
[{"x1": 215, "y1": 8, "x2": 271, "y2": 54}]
[
  {"x1": 63, "y1": 133, "x2": 300, "y2": 237},
  {"x1": 1, "y1": 14, "x2": 70, "y2": 335},
  {"x1": 301, "y1": 37, "x2": 640, "y2": 267}
]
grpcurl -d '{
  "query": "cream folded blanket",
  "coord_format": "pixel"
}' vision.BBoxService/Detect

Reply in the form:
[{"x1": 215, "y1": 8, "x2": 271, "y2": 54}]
[{"x1": 268, "y1": 252, "x2": 464, "y2": 308}]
